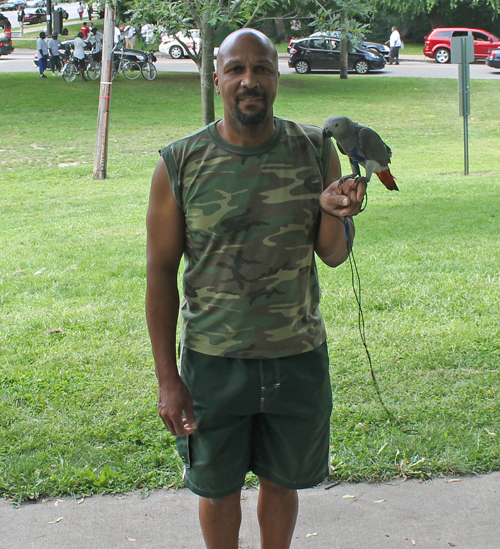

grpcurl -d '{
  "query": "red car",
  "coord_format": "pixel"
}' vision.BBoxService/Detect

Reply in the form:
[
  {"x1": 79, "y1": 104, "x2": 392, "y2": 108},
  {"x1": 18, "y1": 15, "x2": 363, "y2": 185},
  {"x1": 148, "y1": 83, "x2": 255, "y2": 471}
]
[
  {"x1": 23, "y1": 7, "x2": 46, "y2": 24},
  {"x1": 424, "y1": 27, "x2": 500, "y2": 63}
]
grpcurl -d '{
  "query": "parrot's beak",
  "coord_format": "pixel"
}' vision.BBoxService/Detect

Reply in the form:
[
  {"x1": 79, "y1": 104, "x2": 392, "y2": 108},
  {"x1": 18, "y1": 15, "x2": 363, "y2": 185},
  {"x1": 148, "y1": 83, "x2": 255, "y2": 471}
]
[{"x1": 322, "y1": 127, "x2": 331, "y2": 138}]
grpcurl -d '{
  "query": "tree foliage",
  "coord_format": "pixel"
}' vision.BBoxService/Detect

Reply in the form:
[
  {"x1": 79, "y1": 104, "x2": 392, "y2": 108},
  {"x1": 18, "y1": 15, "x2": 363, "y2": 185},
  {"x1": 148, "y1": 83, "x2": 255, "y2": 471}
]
[{"x1": 377, "y1": 0, "x2": 500, "y2": 15}]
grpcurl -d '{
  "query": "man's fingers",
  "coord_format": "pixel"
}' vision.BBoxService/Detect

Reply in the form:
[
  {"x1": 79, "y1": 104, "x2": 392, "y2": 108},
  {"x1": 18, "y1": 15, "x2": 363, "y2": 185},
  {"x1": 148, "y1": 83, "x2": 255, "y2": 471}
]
[{"x1": 184, "y1": 401, "x2": 197, "y2": 430}]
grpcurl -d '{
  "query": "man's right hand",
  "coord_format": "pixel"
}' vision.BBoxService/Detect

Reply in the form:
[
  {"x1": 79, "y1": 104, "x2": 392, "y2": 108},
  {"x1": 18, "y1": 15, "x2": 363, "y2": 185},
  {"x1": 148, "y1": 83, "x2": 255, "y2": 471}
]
[{"x1": 157, "y1": 375, "x2": 197, "y2": 435}]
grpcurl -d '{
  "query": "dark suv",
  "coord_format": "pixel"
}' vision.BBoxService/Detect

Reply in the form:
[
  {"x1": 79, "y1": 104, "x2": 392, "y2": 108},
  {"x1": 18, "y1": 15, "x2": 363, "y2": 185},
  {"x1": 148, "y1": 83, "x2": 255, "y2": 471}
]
[
  {"x1": 424, "y1": 27, "x2": 500, "y2": 63},
  {"x1": 288, "y1": 37, "x2": 385, "y2": 74}
]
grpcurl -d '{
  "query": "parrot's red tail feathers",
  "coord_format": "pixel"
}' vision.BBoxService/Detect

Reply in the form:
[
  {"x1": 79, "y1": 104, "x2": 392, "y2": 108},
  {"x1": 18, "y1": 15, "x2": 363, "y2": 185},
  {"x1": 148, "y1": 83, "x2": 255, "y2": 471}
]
[{"x1": 376, "y1": 168, "x2": 398, "y2": 191}]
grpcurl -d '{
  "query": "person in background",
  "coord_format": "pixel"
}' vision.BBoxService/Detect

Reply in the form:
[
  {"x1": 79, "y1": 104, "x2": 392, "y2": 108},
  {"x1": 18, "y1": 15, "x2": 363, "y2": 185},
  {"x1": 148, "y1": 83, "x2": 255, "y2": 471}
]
[
  {"x1": 48, "y1": 32, "x2": 62, "y2": 76},
  {"x1": 37, "y1": 31, "x2": 49, "y2": 78},
  {"x1": 80, "y1": 21, "x2": 89, "y2": 39},
  {"x1": 77, "y1": 2, "x2": 84, "y2": 20},
  {"x1": 88, "y1": 26, "x2": 103, "y2": 63},
  {"x1": 73, "y1": 31, "x2": 88, "y2": 82},
  {"x1": 141, "y1": 23, "x2": 153, "y2": 48},
  {"x1": 87, "y1": 3, "x2": 93, "y2": 21},
  {"x1": 124, "y1": 23, "x2": 136, "y2": 48},
  {"x1": 17, "y1": 6, "x2": 25, "y2": 35},
  {"x1": 386, "y1": 26, "x2": 402, "y2": 65},
  {"x1": 114, "y1": 24, "x2": 121, "y2": 46}
]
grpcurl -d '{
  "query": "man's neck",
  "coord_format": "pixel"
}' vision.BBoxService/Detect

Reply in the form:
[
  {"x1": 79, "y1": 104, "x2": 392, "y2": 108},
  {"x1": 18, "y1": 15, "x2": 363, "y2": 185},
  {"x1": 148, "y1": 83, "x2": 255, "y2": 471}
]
[{"x1": 216, "y1": 116, "x2": 275, "y2": 147}]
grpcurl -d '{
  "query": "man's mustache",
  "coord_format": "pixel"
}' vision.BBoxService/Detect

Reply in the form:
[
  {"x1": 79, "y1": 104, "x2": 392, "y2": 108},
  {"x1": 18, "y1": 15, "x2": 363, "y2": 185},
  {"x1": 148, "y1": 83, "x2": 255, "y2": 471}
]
[{"x1": 236, "y1": 90, "x2": 265, "y2": 102}]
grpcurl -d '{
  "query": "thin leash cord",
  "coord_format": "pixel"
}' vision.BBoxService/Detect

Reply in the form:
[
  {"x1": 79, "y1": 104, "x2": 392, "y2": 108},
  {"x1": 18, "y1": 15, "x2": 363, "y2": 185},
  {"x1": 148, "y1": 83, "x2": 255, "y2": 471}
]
[{"x1": 344, "y1": 210, "x2": 395, "y2": 422}]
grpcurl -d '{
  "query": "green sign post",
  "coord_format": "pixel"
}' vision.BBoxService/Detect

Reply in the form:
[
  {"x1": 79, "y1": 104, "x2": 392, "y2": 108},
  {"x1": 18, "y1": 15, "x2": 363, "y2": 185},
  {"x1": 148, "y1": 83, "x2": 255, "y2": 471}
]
[{"x1": 451, "y1": 34, "x2": 474, "y2": 175}]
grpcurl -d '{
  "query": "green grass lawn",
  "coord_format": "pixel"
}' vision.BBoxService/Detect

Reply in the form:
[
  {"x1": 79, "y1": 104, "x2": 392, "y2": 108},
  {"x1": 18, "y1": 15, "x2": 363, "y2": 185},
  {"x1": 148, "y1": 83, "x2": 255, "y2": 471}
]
[{"x1": 1, "y1": 72, "x2": 499, "y2": 502}]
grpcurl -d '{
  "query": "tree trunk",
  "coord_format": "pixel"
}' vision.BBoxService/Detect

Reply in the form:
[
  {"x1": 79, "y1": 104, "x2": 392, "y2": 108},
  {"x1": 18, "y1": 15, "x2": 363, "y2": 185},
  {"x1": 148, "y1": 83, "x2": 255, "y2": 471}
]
[
  {"x1": 200, "y1": 13, "x2": 215, "y2": 126},
  {"x1": 93, "y1": 3, "x2": 115, "y2": 180},
  {"x1": 429, "y1": 6, "x2": 445, "y2": 29},
  {"x1": 340, "y1": 36, "x2": 348, "y2": 80}
]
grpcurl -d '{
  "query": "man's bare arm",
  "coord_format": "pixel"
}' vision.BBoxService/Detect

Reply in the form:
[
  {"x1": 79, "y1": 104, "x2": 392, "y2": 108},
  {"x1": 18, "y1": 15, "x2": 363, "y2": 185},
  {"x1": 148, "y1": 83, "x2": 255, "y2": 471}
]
[
  {"x1": 315, "y1": 147, "x2": 366, "y2": 267},
  {"x1": 146, "y1": 158, "x2": 196, "y2": 435}
]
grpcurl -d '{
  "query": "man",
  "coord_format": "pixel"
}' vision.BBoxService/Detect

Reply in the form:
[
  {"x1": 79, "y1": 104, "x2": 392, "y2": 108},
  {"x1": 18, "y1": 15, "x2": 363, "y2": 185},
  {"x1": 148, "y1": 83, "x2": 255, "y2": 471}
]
[
  {"x1": 88, "y1": 26, "x2": 103, "y2": 63},
  {"x1": 124, "y1": 23, "x2": 136, "y2": 48},
  {"x1": 80, "y1": 21, "x2": 89, "y2": 39},
  {"x1": 73, "y1": 31, "x2": 88, "y2": 81},
  {"x1": 113, "y1": 24, "x2": 121, "y2": 46},
  {"x1": 146, "y1": 28, "x2": 365, "y2": 549},
  {"x1": 17, "y1": 6, "x2": 24, "y2": 35},
  {"x1": 36, "y1": 32, "x2": 49, "y2": 78},
  {"x1": 386, "y1": 25, "x2": 402, "y2": 65},
  {"x1": 141, "y1": 23, "x2": 153, "y2": 47},
  {"x1": 48, "y1": 33, "x2": 62, "y2": 76}
]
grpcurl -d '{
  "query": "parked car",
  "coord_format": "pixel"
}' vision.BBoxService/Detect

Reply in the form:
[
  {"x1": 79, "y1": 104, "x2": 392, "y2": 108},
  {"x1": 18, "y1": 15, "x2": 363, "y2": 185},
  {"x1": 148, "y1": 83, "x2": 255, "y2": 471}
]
[
  {"x1": 423, "y1": 27, "x2": 500, "y2": 63},
  {"x1": 288, "y1": 32, "x2": 391, "y2": 60},
  {"x1": 25, "y1": 0, "x2": 44, "y2": 7},
  {"x1": 159, "y1": 29, "x2": 218, "y2": 58},
  {"x1": 23, "y1": 6, "x2": 66, "y2": 24},
  {"x1": 0, "y1": 13, "x2": 9, "y2": 27},
  {"x1": 0, "y1": 37, "x2": 14, "y2": 56},
  {"x1": 288, "y1": 37, "x2": 385, "y2": 74},
  {"x1": 486, "y1": 47, "x2": 500, "y2": 69},
  {"x1": 23, "y1": 7, "x2": 46, "y2": 23},
  {"x1": 0, "y1": 1, "x2": 26, "y2": 10}
]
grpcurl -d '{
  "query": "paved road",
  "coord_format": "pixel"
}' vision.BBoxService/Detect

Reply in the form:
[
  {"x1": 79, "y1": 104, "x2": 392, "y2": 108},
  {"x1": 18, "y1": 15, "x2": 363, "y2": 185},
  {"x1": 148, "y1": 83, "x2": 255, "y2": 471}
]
[
  {"x1": 2, "y1": 473, "x2": 500, "y2": 548},
  {"x1": 3, "y1": 49, "x2": 500, "y2": 79}
]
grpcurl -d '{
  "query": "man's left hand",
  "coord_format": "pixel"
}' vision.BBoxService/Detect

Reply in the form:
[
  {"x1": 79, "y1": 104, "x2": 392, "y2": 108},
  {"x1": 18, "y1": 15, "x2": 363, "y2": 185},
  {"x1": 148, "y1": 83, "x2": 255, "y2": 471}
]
[{"x1": 319, "y1": 177, "x2": 366, "y2": 218}]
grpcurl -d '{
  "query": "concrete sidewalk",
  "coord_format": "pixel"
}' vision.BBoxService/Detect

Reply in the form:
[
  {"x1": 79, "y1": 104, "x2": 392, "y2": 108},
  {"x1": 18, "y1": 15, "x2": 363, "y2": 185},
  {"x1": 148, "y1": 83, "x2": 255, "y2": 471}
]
[{"x1": 1, "y1": 472, "x2": 499, "y2": 548}]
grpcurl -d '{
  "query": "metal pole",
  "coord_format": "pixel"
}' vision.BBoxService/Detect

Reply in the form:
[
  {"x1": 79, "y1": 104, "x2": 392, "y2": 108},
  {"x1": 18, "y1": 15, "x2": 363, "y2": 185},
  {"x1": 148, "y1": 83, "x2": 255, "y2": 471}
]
[
  {"x1": 46, "y1": 0, "x2": 52, "y2": 36},
  {"x1": 463, "y1": 113, "x2": 469, "y2": 176},
  {"x1": 93, "y1": 3, "x2": 115, "y2": 180}
]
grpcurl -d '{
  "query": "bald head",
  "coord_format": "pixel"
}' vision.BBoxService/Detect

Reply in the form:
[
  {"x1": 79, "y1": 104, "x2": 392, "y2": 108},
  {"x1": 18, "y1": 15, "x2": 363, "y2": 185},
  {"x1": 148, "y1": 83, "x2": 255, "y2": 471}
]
[{"x1": 217, "y1": 28, "x2": 278, "y2": 70}]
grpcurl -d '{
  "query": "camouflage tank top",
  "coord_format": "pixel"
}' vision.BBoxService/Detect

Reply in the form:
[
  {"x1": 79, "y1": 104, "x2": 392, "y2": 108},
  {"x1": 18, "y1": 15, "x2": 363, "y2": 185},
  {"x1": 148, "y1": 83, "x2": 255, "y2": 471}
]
[{"x1": 160, "y1": 117, "x2": 332, "y2": 359}]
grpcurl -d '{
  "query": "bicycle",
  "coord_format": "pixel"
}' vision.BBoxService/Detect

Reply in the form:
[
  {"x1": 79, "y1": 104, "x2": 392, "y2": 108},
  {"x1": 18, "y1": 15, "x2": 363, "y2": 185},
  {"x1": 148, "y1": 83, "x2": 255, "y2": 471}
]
[
  {"x1": 112, "y1": 46, "x2": 141, "y2": 80},
  {"x1": 140, "y1": 49, "x2": 157, "y2": 81},
  {"x1": 62, "y1": 51, "x2": 92, "y2": 83}
]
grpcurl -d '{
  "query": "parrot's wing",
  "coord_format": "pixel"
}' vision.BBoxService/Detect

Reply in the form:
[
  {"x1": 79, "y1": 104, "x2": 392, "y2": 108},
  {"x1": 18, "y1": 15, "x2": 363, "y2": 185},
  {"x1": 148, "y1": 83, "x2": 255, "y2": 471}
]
[
  {"x1": 357, "y1": 127, "x2": 392, "y2": 167},
  {"x1": 334, "y1": 139, "x2": 349, "y2": 158}
]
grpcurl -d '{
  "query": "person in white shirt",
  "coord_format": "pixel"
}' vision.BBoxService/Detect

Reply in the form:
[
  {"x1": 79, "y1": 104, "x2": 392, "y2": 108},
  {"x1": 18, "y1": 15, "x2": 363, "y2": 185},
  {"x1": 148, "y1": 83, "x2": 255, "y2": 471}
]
[
  {"x1": 48, "y1": 33, "x2": 62, "y2": 76},
  {"x1": 124, "y1": 24, "x2": 136, "y2": 48},
  {"x1": 73, "y1": 31, "x2": 88, "y2": 81},
  {"x1": 385, "y1": 26, "x2": 402, "y2": 65},
  {"x1": 141, "y1": 23, "x2": 154, "y2": 47},
  {"x1": 37, "y1": 32, "x2": 49, "y2": 78},
  {"x1": 88, "y1": 27, "x2": 103, "y2": 62},
  {"x1": 114, "y1": 25, "x2": 121, "y2": 46}
]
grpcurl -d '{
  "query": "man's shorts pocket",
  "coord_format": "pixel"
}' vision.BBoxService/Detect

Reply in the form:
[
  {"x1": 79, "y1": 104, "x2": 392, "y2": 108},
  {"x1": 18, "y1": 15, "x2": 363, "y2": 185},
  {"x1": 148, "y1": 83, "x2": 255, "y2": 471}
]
[{"x1": 176, "y1": 435, "x2": 191, "y2": 469}]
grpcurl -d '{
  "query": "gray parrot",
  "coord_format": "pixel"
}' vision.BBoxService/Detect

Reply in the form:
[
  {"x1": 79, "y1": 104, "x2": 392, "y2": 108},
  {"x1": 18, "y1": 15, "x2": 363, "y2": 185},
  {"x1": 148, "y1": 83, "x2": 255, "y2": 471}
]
[{"x1": 322, "y1": 116, "x2": 398, "y2": 191}]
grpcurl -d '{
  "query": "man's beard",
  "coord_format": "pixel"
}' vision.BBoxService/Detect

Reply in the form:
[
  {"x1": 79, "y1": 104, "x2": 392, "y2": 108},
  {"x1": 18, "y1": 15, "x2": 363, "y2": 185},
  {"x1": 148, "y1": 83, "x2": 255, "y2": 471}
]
[{"x1": 234, "y1": 91, "x2": 268, "y2": 126}]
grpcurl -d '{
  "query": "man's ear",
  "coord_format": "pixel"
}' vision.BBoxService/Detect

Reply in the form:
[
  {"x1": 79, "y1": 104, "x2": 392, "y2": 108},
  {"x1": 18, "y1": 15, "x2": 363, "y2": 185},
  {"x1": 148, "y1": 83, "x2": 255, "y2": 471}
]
[{"x1": 213, "y1": 71, "x2": 220, "y2": 94}]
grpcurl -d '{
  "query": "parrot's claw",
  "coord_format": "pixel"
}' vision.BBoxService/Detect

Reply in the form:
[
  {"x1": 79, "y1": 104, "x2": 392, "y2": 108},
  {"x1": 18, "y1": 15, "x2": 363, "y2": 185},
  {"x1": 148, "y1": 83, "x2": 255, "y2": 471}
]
[
  {"x1": 354, "y1": 176, "x2": 368, "y2": 189},
  {"x1": 337, "y1": 174, "x2": 356, "y2": 192},
  {"x1": 338, "y1": 174, "x2": 367, "y2": 192}
]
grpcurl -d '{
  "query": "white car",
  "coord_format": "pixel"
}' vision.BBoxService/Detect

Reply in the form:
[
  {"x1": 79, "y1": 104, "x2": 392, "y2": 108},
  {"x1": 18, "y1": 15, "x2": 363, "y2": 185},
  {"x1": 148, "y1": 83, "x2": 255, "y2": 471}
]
[{"x1": 159, "y1": 29, "x2": 217, "y2": 59}]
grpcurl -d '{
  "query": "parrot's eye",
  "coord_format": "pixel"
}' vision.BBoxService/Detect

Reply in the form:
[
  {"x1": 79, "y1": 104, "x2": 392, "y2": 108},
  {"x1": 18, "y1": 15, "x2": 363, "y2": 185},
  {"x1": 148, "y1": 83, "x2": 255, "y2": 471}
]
[{"x1": 335, "y1": 124, "x2": 338, "y2": 127}]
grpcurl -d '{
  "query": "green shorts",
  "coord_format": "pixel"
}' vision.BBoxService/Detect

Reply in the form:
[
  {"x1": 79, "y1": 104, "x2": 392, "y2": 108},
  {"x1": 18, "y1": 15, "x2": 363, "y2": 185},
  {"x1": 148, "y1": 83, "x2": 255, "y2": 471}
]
[{"x1": 176, "y1": 342, "x2": 332, "y2": 499}]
